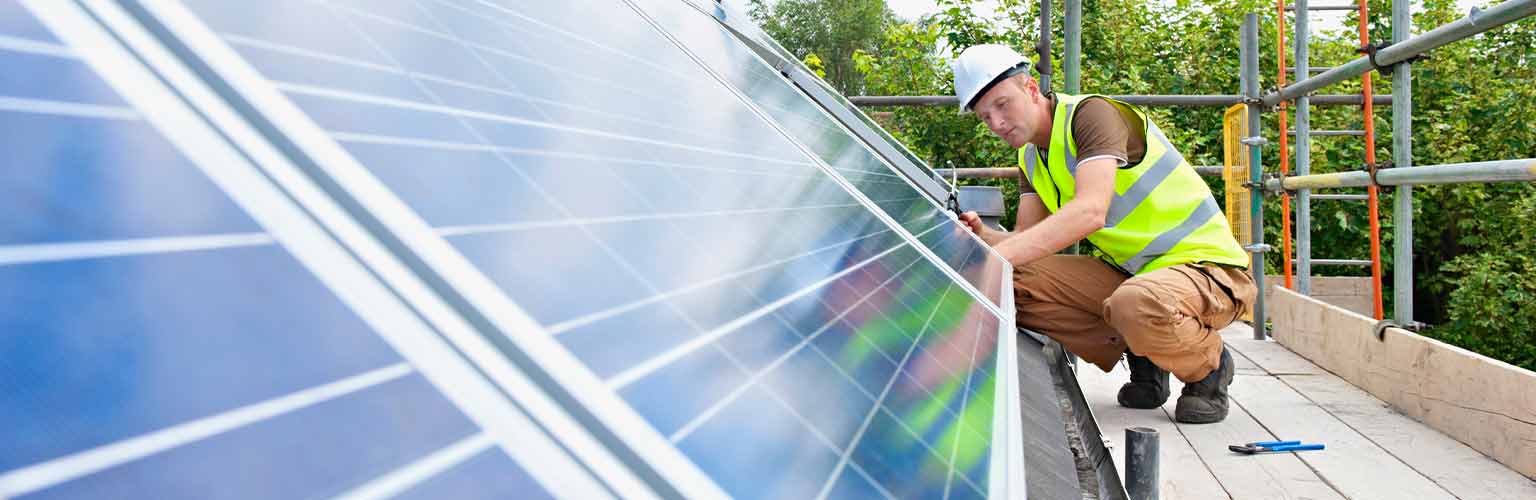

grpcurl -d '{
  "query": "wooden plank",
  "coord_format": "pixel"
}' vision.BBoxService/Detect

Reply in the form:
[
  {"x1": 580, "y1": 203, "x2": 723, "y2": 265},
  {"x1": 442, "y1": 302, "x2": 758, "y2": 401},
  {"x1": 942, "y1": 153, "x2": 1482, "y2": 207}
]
[
  {"x1": 1163, "y1": 373, "x2": 1344, "y2": 500},
  {"x1": 1278, "y1": 373, "x2": 1536, "y2": 500},
  {"x1": 1228, "y1": 375, "x2": 1455, "y2": 499},
  {"x1": 1075, "y1": 361, "x2": 1232, "y2": 500},
  {"x1": 1269, "y1": 288, "x2": 1536, "y2": 478},
  {"x1": 1220, "y1": 325, "x2": 1327, "y2": 375}
]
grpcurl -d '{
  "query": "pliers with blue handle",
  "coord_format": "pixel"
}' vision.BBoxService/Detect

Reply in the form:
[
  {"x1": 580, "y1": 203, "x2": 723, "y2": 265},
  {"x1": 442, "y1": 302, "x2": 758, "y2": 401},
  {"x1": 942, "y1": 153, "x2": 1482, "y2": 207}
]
[{"x1": 1228, "y1": 440, "x2": 1326, "y2": 454}]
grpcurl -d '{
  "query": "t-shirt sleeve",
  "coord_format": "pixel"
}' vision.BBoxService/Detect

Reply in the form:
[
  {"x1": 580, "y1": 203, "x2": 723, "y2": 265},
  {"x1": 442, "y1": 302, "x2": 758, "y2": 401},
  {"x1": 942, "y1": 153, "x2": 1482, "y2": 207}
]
[{"x1": 1071, "y1": 98, "x2": 1131, "y2": 167}]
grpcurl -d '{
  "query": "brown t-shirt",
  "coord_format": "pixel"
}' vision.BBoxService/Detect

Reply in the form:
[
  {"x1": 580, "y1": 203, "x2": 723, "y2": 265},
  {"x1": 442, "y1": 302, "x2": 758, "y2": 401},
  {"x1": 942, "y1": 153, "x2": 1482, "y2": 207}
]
[{"x1": 1023, "y1": 96, "x2": 1147, "y2": 193}]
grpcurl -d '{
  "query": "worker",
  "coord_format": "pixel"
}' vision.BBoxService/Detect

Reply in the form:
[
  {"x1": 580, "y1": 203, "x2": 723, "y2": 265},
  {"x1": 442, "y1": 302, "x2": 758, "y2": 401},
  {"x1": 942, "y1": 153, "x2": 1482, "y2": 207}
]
[{"x1": 951, "y1": 44, "x2": 1257, "y2": 423}]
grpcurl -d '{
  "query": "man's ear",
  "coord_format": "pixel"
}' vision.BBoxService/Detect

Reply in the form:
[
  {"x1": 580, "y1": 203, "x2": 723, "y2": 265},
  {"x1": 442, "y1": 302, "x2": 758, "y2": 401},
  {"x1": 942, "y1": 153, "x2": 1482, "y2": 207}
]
[{"x1": 1015, "y1": 75, "x2": 1042, "y2": 102}]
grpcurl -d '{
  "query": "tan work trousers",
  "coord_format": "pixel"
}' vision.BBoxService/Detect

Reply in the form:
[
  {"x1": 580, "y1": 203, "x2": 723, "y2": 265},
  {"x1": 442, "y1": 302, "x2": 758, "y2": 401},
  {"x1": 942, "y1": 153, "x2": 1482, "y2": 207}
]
[{"x1": 1014, "y1": 255, "x2": 1258, "y2": 383}]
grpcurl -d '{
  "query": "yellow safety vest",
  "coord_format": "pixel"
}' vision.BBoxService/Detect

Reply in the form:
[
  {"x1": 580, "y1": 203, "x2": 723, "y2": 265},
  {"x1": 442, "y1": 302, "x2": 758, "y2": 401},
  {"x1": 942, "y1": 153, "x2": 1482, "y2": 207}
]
[{"x1": 1018, "y1": 94, "x2": 1248, "y2": 275}]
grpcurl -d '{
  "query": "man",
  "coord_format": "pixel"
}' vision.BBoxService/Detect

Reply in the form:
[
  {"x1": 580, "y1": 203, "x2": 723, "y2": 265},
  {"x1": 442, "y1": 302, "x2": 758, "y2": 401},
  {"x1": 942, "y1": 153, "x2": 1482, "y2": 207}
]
[{"x1": 951, "y1": 44, "x2": 1257, "y2": 423}]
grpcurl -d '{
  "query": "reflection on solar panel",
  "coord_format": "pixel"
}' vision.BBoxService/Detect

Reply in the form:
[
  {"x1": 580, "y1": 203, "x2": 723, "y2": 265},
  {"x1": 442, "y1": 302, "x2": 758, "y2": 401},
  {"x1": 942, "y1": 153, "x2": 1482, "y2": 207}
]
[{"x1": 0, "y1": 1, "x2": 1076, "y2": 498}]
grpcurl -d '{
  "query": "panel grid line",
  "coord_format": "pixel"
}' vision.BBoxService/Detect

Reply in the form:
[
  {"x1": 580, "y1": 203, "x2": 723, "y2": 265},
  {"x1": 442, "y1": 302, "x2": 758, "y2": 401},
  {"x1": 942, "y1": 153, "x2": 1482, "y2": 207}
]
[
  {"x1": 273, "y1": 81, "x2": 817, "y2": 168},
  {"x1": 666, "y1": 250, "x2": 926, "y2": 443},
  {"x1": 0, "y1": 33, "x2": 75, "y2": 58},
  {"x1": 217, "y1": 31, "x2": 766, "y2": 154},
  {"x1": 546, "y1": 227, "x2": 894, "y2": 335},
  {"x1": 814, "y1": 284, "x2": 954, "y2": 500},
  {"x1": 0, "y1": 95, "x2": 140, "y2": 120},
  {"x1": 605, "y1": 240, "x2": 910, "y2": 390},
  {"x1": 431, "y1": 202, "x2": 870, "y2": 236},
  {"x1": 944, "y1": 317, "x2": 990, "y2": 500},
  {"x1": 421, "y1": 0, "x2": 840, "y2": 158},
  {"x1": 326, "y1": 131, "x2": 824, "y2": 181},
  {"x1": 753, "y1": 272, "x2": 991, "y2": 496},
  {"x1": 329, "y1": 432, "x2": 496, "y2": 500},
  {"x1": 325, "y1": 9, "x2": 789, "y2": 495},
  {"x1": 0, "y1": 363, "x2": 414, "y2": 497},
  {"x1": 0, "y1": 232, "x2": 274, "y2": 266}
]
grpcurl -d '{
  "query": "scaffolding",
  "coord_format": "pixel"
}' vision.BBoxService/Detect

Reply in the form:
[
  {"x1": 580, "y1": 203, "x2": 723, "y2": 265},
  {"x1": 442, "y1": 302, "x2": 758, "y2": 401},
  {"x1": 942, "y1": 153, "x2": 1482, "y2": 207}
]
[{"x1": 849, "y1": 0, "x2": 1536, "y2": 338}]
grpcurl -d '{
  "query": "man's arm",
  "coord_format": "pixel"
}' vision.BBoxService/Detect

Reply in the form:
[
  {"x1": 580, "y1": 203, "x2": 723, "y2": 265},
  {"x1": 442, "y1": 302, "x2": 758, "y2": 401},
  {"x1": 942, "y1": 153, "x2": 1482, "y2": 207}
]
[
  {"x1": 959, "y1": 173, "x2": 1048, "y2": 245},
  {"x1": 990, "y1": 157, "x2": 1117, "y2": 267},
  {"x1": 1014, "y1": 192, "x2": 1048, "y2": 231}
]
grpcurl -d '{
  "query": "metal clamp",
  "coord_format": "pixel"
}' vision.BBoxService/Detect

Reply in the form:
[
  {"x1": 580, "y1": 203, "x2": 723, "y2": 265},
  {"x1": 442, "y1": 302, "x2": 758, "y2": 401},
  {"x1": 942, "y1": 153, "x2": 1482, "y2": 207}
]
[
  {"x1": 1244, "y1": 243, "x2": 1273, "y2": 254},
  {"x1": 1372, "y1": 320, "x2": 1395, "y2": 341},
  {"x1": 1240, "y1": 136, "x2": 1269, "y2": 147},
  {"x1": 1357, "y1": 41, "x2": 1428, "y2": 76},
  {"x1": 1365, "y1": 160, "x2": 1395, "y2": 186},
  {"x1": 1244, "y1": 174, "x2": 1284, "y2": 194}
]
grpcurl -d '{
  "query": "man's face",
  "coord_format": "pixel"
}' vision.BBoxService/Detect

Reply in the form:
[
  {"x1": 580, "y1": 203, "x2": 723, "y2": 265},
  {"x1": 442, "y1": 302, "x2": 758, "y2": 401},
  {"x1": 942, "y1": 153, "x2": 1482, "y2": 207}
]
[{"x1": 973, "y1": 76, "x2": 1043, "y2": 149}]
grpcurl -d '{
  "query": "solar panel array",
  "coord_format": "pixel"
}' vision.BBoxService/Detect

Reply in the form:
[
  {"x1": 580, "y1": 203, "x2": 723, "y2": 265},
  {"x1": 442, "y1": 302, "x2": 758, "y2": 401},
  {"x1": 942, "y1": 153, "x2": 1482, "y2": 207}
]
[{"x1": 0, "y1": 1, "x2": 1078, "y2": 498}]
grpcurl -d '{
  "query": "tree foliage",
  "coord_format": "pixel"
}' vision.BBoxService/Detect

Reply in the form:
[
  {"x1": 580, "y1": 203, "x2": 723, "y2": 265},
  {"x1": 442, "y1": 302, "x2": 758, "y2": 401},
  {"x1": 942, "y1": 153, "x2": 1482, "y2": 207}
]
[
  {"x1": 748, "y1": 0, "x2": 895, "y2": 94},
  {"x1": 759, "y1": 0, "x2": 1536, "y2": 370}
]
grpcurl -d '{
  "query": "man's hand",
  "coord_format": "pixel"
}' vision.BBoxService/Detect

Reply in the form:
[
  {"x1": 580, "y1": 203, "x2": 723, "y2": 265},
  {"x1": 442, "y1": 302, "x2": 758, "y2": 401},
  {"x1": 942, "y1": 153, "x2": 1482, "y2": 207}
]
[{"x1": 959, "y1": 211, "x2": 1009, "y2": 246}]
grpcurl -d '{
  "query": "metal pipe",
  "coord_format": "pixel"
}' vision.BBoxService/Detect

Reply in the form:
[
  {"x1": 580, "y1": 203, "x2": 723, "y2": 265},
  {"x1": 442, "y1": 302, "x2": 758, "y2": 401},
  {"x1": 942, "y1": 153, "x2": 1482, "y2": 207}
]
[
  {"x1": 1243, "y1": 14, "x2": 1267, "y2": 339},
  {"x1": 1066, "y1": 0, "x2": 1082, "y2": 94},
  {"x1": 1125, "y1": 427, "x2": 1160, "y2": 500},
  {"x1": 934, "y1": 168, "x2": 1021, "y2": 179},
  {"x1": 1264, "y1": 0, "x2": 1536, "y2": 108},
  {"x1": 1310, "y1": 94, "x2": 1392, "y2": 105},
  {"x1": 846, "y1": 94, "x2": 1391, "y2": 107},
  {"x1": 1288, "y1": 129, "x2": 1364, "y2": 136},
  {"x1": 1295, "y1": 0, "x2": 1314, "y2": 295},
  {"x1": 1393, "y1": 0, "x2": 1415, "y2": 325},
  {"x1": 1037, "y1": 0, "x2": 1052, "y2": 92},
  {"x1": 1311, "y1": 193, "x2": 1369, "y2": 200},
  {"x1": 1296, "y1": 259, "x2": 1374, "y2": 266},
  {"x1": 1267, "y1": 159, "x2": 1536, "y2": 189},
  {"x1": 1287, "y1": 66, "x2": 1335, "y2": 73},
  {"x1": 1285, "y1": 4, "x2": 1358, "y2": 10},
  {"x1": 934, "y1": 166, "x2": 1227, "y2": 179}
]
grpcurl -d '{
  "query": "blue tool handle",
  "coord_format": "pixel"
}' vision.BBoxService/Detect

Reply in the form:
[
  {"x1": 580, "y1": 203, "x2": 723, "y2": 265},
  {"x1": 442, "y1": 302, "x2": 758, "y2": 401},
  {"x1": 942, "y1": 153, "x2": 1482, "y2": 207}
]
[
  {"x1": 1271, "y1": 444, "x2": 1325, "y2": 452},
  {"x1": 1251, "y1": 440, "x2": 1301, "y2": 447}
]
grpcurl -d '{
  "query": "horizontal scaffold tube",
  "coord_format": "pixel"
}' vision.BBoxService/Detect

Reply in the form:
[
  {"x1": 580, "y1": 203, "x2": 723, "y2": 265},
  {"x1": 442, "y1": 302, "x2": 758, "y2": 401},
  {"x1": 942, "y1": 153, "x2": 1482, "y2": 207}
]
[
  {"x1": 849, "y1": 94, "x2": 1391, "y2": 107},
  {"x1": 1267, "y1": 159, "x2": 1536, "y2": 190},
  {"x1": 1263, "y1": 0, "x2": 1536, "y2": 107},
  {"x1": 935, "y1": 166, "x2": 1225, "y2": 179}
]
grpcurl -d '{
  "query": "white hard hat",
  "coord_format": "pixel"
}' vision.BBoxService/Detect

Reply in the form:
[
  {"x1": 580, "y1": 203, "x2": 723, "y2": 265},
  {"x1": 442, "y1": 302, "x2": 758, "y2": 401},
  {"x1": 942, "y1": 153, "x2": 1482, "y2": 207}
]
[{"x1": 953, "y1": 44, "x2": 1033, "y2": 112}]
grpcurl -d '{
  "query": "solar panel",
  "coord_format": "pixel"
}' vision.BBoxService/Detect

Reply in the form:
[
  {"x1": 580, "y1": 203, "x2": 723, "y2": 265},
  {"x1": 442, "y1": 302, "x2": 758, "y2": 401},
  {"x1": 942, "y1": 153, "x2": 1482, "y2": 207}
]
[
  {"x1": 639, "y1": 0, "x2": 1007, "y2": 307},
  {"x1": 0, "y1": 0, "x2": 1072, "y2": 497},
  {"x1": 699, "y1": 0, "x2": 947, "y2": 192},
  {"x1": 0, "y1": 3, "x2": 607, "y2": 498}
]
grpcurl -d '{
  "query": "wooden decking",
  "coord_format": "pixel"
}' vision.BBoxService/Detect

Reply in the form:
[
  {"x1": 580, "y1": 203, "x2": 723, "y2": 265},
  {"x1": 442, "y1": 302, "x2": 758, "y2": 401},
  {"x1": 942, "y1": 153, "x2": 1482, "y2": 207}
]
[{"x1": 1074, "y1": 324, "x2": 1536, "y2": 499}]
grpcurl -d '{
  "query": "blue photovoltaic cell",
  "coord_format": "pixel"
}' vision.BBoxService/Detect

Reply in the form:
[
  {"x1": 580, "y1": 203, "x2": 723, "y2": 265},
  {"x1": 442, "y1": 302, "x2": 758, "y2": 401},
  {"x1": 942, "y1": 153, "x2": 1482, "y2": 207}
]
[
  {"x1": 0, "y1": 247, "x2": 397, "y2": 471},
  {"x1": 394, "y1": 448, "x2": 556, "y2": 500},
  {"x1": 0, "y1": 5, "x2": 554, "y2": 498},
  {"x1": 171, "y1": 0, "x2": 1007, "y2": 496},
  {"x1": 0, "y1": 8, "x2": 56, "y2": 43},
  {"x1": 26, "y1": 374, "x2": 480, "y2": 500}
]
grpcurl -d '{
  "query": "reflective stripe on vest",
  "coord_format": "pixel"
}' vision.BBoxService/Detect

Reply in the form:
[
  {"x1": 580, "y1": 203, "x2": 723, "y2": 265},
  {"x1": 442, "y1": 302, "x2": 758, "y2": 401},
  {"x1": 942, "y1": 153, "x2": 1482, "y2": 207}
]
[{"x1": 1017, "y1": 94, "x2": 1248, "y2": 275}]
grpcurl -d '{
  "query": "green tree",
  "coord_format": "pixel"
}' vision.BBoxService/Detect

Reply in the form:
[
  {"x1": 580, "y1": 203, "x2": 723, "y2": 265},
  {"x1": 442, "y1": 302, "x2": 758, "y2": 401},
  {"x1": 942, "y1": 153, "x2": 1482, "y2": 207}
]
[
  {"x1": 748, "y1": 0, "x2": 896, "y2": 94},
  {"x1": 760, "y1": 0, "x2": 1536, "y2": 369}
]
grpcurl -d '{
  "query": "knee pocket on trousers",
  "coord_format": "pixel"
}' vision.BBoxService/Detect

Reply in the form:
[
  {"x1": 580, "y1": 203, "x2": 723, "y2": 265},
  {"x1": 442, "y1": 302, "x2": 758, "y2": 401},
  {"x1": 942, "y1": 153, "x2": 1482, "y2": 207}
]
[{"x1": 1103, "y1": 282, "x2": 1176, "y2": 329}]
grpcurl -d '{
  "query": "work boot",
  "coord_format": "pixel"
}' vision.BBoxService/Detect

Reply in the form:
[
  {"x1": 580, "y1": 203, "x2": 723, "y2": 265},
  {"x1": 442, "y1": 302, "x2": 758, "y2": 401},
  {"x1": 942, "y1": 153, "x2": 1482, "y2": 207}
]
[
  {"x1": 1117, "y1": 353, "x2": 1169, "y2": 409},
  {"x1": 1174, "y1": 347, "x2": 1235, "y2": 424}
]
